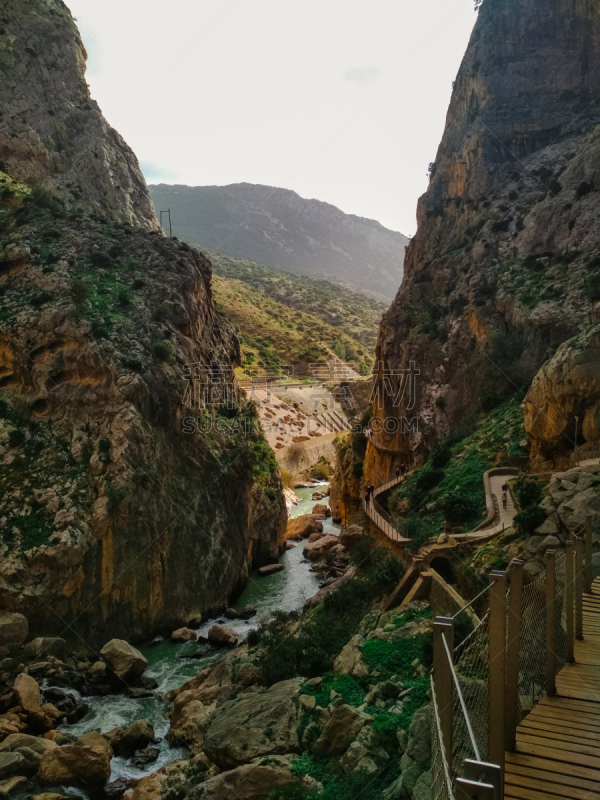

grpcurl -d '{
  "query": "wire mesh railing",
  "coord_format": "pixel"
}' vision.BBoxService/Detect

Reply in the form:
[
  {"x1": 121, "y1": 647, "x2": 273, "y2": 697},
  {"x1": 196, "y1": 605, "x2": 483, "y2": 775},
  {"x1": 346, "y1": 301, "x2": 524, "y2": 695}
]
[
  {"x1": 430, "y1": 515, "x2": 597, "y2": 799},
  {"x1": 431, "y1": 676, "x2": 454, "y2": 800}
]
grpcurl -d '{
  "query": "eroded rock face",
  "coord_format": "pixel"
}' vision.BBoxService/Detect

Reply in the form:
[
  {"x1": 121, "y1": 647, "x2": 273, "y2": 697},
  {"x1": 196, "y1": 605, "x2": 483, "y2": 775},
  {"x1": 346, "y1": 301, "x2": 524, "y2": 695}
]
[
  {"x1": 0, "y1": 0, "x2": 159, "y2": 230},
  {"x1": 187, "y1": 757, "x2": 314, "y2": 800},
  {"x1": 365, "y1": 0, "x2": 600, "y2": 477},
  {"x1": 202, "y1": 678, "x2": 303, "y2": 769},
  {"x1": 0, "y1": 612, "x2": 27, "y2": 648}
]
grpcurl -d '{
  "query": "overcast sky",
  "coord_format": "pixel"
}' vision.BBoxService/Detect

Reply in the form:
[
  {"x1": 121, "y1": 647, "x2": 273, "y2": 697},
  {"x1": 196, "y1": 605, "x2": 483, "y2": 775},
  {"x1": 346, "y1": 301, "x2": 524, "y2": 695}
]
[{"x1": 68, "y1": 0, "x2": 476, "y2": 235}]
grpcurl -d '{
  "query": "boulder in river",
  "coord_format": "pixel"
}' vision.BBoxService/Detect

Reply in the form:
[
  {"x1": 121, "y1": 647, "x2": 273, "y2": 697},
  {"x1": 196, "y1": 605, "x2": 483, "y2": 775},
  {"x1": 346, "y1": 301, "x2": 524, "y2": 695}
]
[
  {"x1": 256, "y1": 563, "x2": 285, "y2": 577},
  {"x1": 312, "y1": 503, "x2": 331, "y2": 517},
  {"x1": 303, "y1": 534, "x2": 339, "y2": 559},
  {"x1": 132, "y1": 746, "x2": 159, "y2": 767},
  {"x1": 100, "y1": 639, "x2": 148, "y2": 682},
  {"x1": 224, "y1": 608, "x2": 239, "y2": 619},
  {"x1": 13, "y1": 673, "x2": 42, "y2": 714},
  {"x1": 203, "y1": 678, "x2": 303, "y2": 768},
  {"x1": 171, "y1": 628, "x2": 197, "y2": 643},
  {"x1": 106, "y1": 719, "x2": 156, "y2": 758},
  {"x1": 308, "y1": 531, "x2": 325, "y2": 543},
  {"x1": 286, "y1": 514, "x2": 323, "y2": 541},
  {"x1": 0, "y1": 612, "x2": 27, "y2": 649},
  {"x1": 240, "y1": 605, "x2": 257, "y2": 619},
  {"x1": 167, "y1": 694, "x2": 218, "y2": 754},
  {"x1": 208, "y1": 625, "x2": 238, "y2": 647},
  {"x1": 38, "y1": 730, "x2": 112, "y2": 790},
  {"x1": 23, "y1": 637, "x2": 67, "y2": 662},
  {"x1": 0, "y1": 733, "x2": 59, "y2": 777}
]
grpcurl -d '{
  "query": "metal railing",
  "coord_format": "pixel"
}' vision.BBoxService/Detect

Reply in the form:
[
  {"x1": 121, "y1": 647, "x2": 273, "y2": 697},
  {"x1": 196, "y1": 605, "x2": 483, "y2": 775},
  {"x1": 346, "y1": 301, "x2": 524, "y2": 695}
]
[{"x1": 430, "y1": 513, "x2": 597, "y2": 799}]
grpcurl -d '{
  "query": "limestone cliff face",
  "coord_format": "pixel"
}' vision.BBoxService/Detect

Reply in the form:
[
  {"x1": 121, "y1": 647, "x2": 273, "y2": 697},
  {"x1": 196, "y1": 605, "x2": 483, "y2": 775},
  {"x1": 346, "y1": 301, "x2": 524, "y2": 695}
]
[
  {"x1": 0, "y1": 0, "x2": 159, "y2": 231},
  {"x1": 367, "y1": 0, "x2": 600, "y2": 479},
  {"x1": 0, "y1": 187, "x2": 286, "y2": 644},
  {"x1": 0, "y1": 1, "x2": 286, "y2": 644}
]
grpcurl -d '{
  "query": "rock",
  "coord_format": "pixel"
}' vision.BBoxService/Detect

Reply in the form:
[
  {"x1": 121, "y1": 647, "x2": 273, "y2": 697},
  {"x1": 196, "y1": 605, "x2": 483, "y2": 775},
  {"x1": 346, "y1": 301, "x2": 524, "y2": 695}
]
[
  {"x1": 203, "y1": 678, "x2": 303, "y2": 768},
  {"x1": 558, "y1": 487, "x2": 600, "y2": 530},
  {"x1": 538, "y1": 534, "x2": 561, "y2": 551},
  {"x1": 312, "y1": 503, "x2": 331, "y2": 518},
  {"x1": 131, "y1": 747, "x2": 160, "y2": 767},
  {"x1": 286, "y1": 515, "x2": 323, "y2": 541},
  {"x1": 285, "y1": 542, "x2": 296, "y2": 550},
  {"x1": 171, "y1": 628, "x2": 197, "y2": 643},
  {"x1": 38, "y1": 731, "x2": 112, "y2": 790},
  {"x1": 333, "y1": 635, "x2": 369, "y2": 678},
  {"x1": 0, "y1": 752, "x2": 24, "y2": 780},
  {"x1": 90, "y1": 660, "x2": 107, "y2": 679},
  {"x1": 256, "y1": 564, "x2": 285, "y2": 577},
  {"x1": 167, "y1": 695, "x2": 218, "y2": 754},
  {"x1": 339, "y1": 525, "x2": 363, "y2": 550},
  {"x1": 186, "y1": 756, "x2": 315, "y2": 800},
  {"x1": 100, "y1": 639, "x2": 148, "y2": 682},
  {"x1": 308, "y1": 532, "x2": 325, "y2": 543},
  {"x1": 109, "y1": 719, "x2": 155, "y2": 758},
  {"x1": 0, "y1": 733, "x2": 58, "y2": 777},
  {"x1": 22, "y1": 637, "x2": 67, "y2": 662},
  {"x1": 303, "y1": 534, "x2": 339, "y2": 559},
  {"x1": 207, "y1": 626, "x2": 238, "y2": 647},
  {"x1": 1, "y1": 777, "x2": 28, "y2": 797},
  {"x1": 313, "y1": 703, "x2": 371, "y2": 757},
  {"x1": 13, "y1": 673, "x2": 42, "y2": 714},
  {"x1": 300, "y1": 695, "x2": 317, "y2": 711},
  {"x1": 224, "y1": 608, "x2": 239, "y2": 619},
  {"x1": 0, "y1": 614, "x2": 27, "y2": 650},
  {"x1": 105, "y1": 778, "x2": 130, "y2": 798}
]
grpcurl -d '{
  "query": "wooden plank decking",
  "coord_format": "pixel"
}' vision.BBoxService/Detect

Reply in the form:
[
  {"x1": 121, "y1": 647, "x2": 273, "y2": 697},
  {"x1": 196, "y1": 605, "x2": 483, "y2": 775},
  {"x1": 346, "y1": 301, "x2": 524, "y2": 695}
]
[{"x1": 505, "y1": 577, "x2": 600, "y2": 799}]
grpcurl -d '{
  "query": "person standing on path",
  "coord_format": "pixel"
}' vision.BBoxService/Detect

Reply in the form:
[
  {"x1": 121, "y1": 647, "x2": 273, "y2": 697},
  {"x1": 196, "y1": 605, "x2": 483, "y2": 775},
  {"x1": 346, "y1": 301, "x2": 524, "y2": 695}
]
[
  {"x1": 365, "y1": 490, "x2": 371, "y2": 509},
  {"x1": 502, "y1": 489, "x2": 508, "y2": 510}
]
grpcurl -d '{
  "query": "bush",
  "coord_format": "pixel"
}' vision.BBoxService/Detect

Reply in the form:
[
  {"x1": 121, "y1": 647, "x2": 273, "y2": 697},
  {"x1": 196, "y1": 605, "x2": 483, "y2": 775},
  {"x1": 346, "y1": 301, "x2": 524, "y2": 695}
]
[
  {"x1": 89, "y1": 251, "x2": 113, "y2": 268},
  {"x1": 71, "y1": 279, "x2": 89, "y2": 306},
  {"x1": 444, "y1": 492, "x2": 479, "y2": 526},
  {"x1": 430, "y1": 442, "x2": 451, "y2": 469},
  {"x1": 151, "y1": 340, "x2": 174, "y2": 362},
  {"x1": 514, "y1": 505, "x2": 546, "y2": 535},
  {"x1": 403, "y1": 516, "x2": 436, "y2": 554},
  {"x1": 513, "y1": 476, "x2": 544, "y2": 509}
]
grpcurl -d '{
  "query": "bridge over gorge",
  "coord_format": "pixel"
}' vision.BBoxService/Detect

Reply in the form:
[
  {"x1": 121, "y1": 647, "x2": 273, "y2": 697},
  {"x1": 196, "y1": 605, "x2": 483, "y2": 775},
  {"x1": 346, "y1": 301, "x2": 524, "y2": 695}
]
[{"x1": 429, "y1": 516, "x2": 600, "y2": 800}]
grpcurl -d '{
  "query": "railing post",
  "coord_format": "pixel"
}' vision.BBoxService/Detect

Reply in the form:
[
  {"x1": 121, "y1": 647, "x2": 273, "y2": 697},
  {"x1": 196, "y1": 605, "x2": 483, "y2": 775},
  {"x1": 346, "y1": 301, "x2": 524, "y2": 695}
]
[
  {"x1": 575, "y1": 537, "x2": 584, "y2": 640},
  {"x1": 488, "y1": 571, "x2": 507, "y2": 778},
  {"x1": 546, "y1": 550, "x2": 556, "y2": 697},
  {"x1": 585, "y1": 516, "x2": 593, "y2": 594},
  {"x1": 505, "y1": 560, "x2": 523, "y2": 752},
  {"x1": 433, "y1": 616, "x2": 454, "y2": 768},
  {"x1": 566, "y1": 541, "x2": 575, "y2": 664}
]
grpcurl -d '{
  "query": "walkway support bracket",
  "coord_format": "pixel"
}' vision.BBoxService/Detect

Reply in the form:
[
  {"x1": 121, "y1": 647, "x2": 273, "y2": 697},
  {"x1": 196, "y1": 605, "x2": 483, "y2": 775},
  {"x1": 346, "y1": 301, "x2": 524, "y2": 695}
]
[
  {"x1": 433, "y1": 616, "x2": 454, "y2": 768},
  {"x1": 488, "y1": 571, "x2": 506, "y2": 780},
  {"x1": 505, "y1": 560, "x2": 523, "y2": 752}
]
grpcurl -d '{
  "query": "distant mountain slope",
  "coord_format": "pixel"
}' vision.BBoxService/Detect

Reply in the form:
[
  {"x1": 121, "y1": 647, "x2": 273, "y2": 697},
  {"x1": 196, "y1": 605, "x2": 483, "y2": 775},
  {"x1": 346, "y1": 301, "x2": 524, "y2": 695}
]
[
  {"x1": 207, "y1": 250, "x2": 386, "y2": 351},
  {"x1": 149, "y1": 183, "x2": 408, "y2": 300}
]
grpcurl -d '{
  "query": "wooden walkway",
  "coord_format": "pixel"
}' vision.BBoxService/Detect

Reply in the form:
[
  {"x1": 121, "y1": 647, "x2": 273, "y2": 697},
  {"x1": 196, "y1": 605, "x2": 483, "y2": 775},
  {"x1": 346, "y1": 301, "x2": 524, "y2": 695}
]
[{"x1": 505, "y1": 577, "x2": 600, "y2": 799}]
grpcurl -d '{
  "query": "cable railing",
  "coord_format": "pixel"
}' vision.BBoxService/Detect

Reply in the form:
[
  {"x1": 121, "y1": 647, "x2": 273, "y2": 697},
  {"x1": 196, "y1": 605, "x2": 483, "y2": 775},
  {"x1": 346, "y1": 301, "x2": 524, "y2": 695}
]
[{"x1": 430, "y1": 512, "x2": 597, "y2": 799}]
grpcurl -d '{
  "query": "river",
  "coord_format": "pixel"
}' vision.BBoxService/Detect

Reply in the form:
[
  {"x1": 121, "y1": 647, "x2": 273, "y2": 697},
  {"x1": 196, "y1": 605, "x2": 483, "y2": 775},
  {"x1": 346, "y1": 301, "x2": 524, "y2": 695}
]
[{"x1": 41, "y1": 484, "x2": 338, "y2": 794}]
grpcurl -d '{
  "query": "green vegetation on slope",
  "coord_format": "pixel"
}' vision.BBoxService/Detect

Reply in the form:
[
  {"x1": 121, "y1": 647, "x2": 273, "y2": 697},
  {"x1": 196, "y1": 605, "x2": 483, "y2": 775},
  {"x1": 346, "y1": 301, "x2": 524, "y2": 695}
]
[
  {"x1": 389, "y1": 397, "x2": 526, "y2": 538},
  {"x1": 212, "y1": 273, "x2": 374, "y2": 375},
  {"x1": 207, "y1": 250, "x2": 387, "y2": 350}
]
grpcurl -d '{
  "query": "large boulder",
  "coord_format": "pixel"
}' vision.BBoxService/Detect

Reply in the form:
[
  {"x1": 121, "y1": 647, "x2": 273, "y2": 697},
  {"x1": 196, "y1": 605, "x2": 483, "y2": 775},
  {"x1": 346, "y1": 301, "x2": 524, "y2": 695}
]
[
  {"x1": 38, "y1": 731, "x2": 112, "y2": 790},
  {"x1": 203, "y1": 678, "x2": 303, "y2": 768},
  {"x1": 303, "y1": 534, "x2": 339, "y2": 559},
  {"x1": 312, "y1": 503, "x2": 331, "y2": 518},
  {"x1": 312, "y1": 702, "x2": 371, "y2": 757},
  {"x1": 106, "y1": 719, "x2": 155, "y2": 758},
  {"x1": 208, "y1": 625, "x2": 238, "y2": 647},
  {"x1": 0, "y1": 751, "x2": 25, "y2": 780},
  {"x1": 167, "y1": 694, "x2": 217, "y2": 754},
  {"x1": 13, "y1": 673, "x2": 42, "y2": 714},
  {"x1": 99, "y1": 639, "x2": 148, "y2": 682},
  {"x1": 187, "y1": 756, "x2": 316, "y2": 800},
  {"x1": 23, "y1": 637, "x2": 67, "y2": 662},
  {"x1": 333, "y1": 635, "x2": 369, "y2": 678},
  {"x1": 0, "y1": 613, "x2": 27, "y2": 649},
  {"x1": 339, "y1": 524, "x2": 363, "y2": 551},
  {"x1": 0, "y1": 733, "x2": 58, "y2": 775},
  {"x1": 286, "y1": 515, "x2": 323, "y2": 541},
  {"x1": 256, "y1": 564, "x2": 285, "y2": 577},
  {"x1": 386, "y1": 705, "x2": 433, "y2": 800}
]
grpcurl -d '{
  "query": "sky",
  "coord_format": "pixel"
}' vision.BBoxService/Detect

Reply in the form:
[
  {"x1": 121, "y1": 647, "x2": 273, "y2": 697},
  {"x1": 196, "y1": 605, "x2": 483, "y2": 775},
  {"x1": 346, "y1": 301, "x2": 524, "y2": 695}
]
[{"x1": 67, "y1": 0, "x2": 477, "y2": 236}]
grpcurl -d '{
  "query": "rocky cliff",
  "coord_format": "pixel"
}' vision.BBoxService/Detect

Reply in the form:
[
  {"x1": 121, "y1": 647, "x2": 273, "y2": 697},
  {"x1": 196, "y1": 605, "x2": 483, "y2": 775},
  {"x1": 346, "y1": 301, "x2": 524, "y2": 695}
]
[
  {"x1": 0, "y1": 2, "x2": 286, "y2": 644},
  {"x1": 0, "y1": 0, "x2": 159, "y2": 231},
  {"x1": 366, "y1": 0, "x2": 600, "y2": 482},
  {"x1": 149, "y1": 183, "x2": 409, "y2": 300}
]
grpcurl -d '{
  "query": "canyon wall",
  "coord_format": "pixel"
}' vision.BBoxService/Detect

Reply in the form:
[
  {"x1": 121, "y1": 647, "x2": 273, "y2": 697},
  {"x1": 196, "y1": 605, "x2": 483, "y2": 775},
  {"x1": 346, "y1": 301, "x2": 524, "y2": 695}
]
[
  {"x1": 366, "y1": 0, "x2": 600, "y2": 481},
  {"x1": 0, "y1": 1, "x2": 286, "y2": 644}
]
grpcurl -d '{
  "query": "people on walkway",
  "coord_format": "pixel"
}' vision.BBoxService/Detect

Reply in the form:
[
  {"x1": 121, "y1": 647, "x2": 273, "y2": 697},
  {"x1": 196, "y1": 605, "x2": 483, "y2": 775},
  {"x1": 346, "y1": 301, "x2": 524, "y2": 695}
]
[
  {"x1": 396, "y1": 467, "x2": 400, "y2": 478},
  {"x1": 365, "y1": 490, "x2": 370, "y2": 508},
  {"x1": 369, "y1": 484, "x2": 375, "y2": 497},
  {"x1": 502, "y1": 489, "x2": 508, "y2": 509}
]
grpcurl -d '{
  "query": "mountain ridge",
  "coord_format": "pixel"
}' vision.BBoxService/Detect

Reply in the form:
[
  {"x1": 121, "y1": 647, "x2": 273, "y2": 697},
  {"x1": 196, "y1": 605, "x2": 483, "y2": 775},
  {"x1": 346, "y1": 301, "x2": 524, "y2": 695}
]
[{"x1": 149, "y1": 182, "x2": 409, "y2": 300}]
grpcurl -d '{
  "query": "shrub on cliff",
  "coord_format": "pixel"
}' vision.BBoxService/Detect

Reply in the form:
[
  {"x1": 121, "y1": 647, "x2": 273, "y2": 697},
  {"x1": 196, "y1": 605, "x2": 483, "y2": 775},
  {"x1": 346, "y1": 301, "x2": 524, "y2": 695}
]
[
  {"x1": 513, "y1": 476, "x2": 544, "y2": 509},
  {"x1": 513, "y1": 505, "x2": 546, "y2": 535}
]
